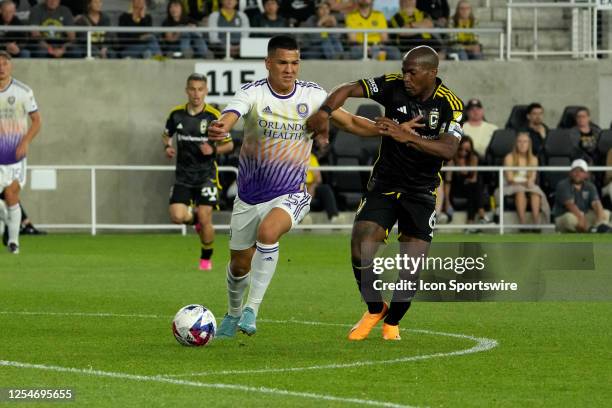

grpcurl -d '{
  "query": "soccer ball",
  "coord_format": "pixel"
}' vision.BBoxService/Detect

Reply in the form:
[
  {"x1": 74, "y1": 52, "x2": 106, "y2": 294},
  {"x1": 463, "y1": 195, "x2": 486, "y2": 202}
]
[{"x1": 172, "y1": 304, "x2": 217, "y2": 347}]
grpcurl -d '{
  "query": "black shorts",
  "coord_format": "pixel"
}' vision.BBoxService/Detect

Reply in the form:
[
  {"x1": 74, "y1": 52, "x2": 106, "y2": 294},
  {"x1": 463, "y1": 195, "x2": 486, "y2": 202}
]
[
  {"x1": 354, "y1": 190, "x2": 437, "y2": 242},
  {"x1": 169, "y1": 180, "x2": 219, "y2": 208}
]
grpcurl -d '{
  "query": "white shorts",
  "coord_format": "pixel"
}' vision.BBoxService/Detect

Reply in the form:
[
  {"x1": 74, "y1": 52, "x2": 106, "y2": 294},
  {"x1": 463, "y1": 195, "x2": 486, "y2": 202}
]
[
  {"x1": 229, "y1": 191, "x2": 311, "y2": 251},
  {"x1": 0, "y1": 159, "x2": 26, "y2": 191}
]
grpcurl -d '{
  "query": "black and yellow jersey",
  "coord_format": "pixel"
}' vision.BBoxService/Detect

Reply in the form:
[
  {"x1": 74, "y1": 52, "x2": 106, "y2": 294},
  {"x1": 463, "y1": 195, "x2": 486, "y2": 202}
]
[
  {"x1": 359, "y1": 74, "x2": 464, "y2": 194},
  {"x1": 164, "y1": 103, "x2": 229, "y2": 187}
]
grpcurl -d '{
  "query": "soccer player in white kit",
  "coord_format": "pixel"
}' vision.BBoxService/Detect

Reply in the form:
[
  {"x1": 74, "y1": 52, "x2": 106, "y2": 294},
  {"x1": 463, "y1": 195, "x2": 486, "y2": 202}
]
[
  {"x1": 208, "y1": 36, "x2": 381, "y2": 337},
  {"x1": 0, "y1": 51, "x2": 41, "y2": 254}
]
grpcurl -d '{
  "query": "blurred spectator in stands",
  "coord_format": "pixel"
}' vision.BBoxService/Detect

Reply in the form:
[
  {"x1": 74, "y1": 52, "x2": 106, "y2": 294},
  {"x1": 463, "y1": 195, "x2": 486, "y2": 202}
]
[
  {"x1": 417, "y1": 0, "x2": 449, "y2": 28},
  {"x1": 524, "y1": 102, "x2": 548, "y2": 155},
  {"x1": 444, "y1": 136, "x2": 487, "y2": 227},
  {"x1": 251, "y1": 0, "x2": 286, "y2": 35},
  {"x1": 62, "y1": 0, "x2": 86, "y2": 16},
  {"x1": 448, "y1": 0, "x2": 482, "y2": 60},
  {"x1": 240, "y1": 0, "x2": 264, "y2": 21},
  {"x1": 503, "y1": 131, "x2": 548, "y2": 228},
  {"x1": 390, "y1": 0, "x2": 443, "y2": 57},
  {"x1": 302, "y1": 1, "x2": 344, "y2": 59},
  {"x1": 29, "y1": 0, "x2": 79, "y2": 58},
  {"x1": 572, "y1": 107, "x2": 601, "y2": 164},
  {"x1": 329, "y1": 0, "x2": 356, "y2": 18},
  {"x1": 554, "y1": 159, "x2": 611, "y2": 233},
  {"x1": 208, "y1": 0, "x2": 249, "y2": 58},
  {"x1": 305, "y1": 152, "x2": 343, "y2": 223},
  {"x1": 279, "y1": 0, "x2": 315, "y2": 27},
  {"x1": 75, "y1": 0, "x2": 114, "y2": 58},
  {"x1": 181, "y1": 0, "x2": 216, "y2": 24},
  {"x1": 0, "y1": 0, "x2": 30, "y2": 58},
  {"x1": 462, "y1": 98, "x2": 497, "y2": 157},
  {"x1": 14, "y1": 0, "x2": 36, "y2": 7},
  {"x1": 346, "y1": 0, "x2": 400, "y2": 60},
  {"x1": 118, "y1": 0, "x2": 162, "y2": 59},
  {"x1": 162, "y1": 0, "x2": 212, "y2": 58}
]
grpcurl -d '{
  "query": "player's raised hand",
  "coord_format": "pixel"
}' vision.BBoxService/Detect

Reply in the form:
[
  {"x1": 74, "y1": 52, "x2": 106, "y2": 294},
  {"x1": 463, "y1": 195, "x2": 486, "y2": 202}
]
[
  {"x1": 306, "y1": 110, "x2": 330, "y2": 142},
  {"x1": 314, "y1": 133, "x2": 329, "y2": 148},
  {"x1": 208, "y1": 120, "x2": 230, "y2": 142},
  {"x1": 376, "y1": 116, "x2": 424, "y2": 143}
]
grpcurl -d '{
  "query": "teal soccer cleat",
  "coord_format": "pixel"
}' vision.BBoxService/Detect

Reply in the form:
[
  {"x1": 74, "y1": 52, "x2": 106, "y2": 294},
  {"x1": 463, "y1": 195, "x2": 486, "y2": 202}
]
[
  {"x1": 216, "y1": 314, "x2": 241, "y2": 339},
  {"x1": 237, "y1": 307, "x2": 257, "y2": 336}
]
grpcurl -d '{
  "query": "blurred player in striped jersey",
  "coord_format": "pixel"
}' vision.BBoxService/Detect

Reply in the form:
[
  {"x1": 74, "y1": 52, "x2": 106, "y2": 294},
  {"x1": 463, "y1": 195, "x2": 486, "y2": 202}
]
[
  {"x1": 207, "y1": 35, "x2": 383, "y2": 337},
  {"x1": 0, "y1": 51, "x2": 41, "y2": 254},
  {"x1": 162, "y1": 73, "x2": 234, "y2": 271}
]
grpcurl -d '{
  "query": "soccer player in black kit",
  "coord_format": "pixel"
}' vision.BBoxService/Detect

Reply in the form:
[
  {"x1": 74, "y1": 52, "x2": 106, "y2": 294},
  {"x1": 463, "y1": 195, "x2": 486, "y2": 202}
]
[
  {"x1": 307, "y1": 46, "x2": 464, "y2": 340},
  {"x1": 163, "y1": 73, "x2": 234, "y2": 271}
]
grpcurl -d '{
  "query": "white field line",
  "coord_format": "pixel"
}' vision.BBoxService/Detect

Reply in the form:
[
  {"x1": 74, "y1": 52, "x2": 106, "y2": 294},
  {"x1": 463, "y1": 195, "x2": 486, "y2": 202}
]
[
  {"x1": 0, "y1": 310, "x2": 499, "y2": 379},
  {"x1": 0, "y1": 359, "x2": 415, "y2": 408},
  {"x1": 0, "y1": 310, "x2": 419, "y2": 407},
  {"x1": 168, "y1": 319, "x2": 498, "y2": 377}
]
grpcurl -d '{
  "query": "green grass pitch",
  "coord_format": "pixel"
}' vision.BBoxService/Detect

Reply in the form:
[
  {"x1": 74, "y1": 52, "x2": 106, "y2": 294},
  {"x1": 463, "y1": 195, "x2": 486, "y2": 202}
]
[{"x1": 0, "y1": 233, "x2": 610, "y2": 407}]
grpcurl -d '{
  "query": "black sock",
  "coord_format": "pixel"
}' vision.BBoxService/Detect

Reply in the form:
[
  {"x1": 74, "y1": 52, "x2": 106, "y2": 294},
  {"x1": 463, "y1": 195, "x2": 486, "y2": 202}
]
[
  {"x1": 352, "y1": 257, "x2": 384, "y2": 314},
  {"x1": 384, "y1": 301, "x2": 412, "y2": 326},
  {"x1": 201, "y1": 242, "x2": 213, "y2": 260}
]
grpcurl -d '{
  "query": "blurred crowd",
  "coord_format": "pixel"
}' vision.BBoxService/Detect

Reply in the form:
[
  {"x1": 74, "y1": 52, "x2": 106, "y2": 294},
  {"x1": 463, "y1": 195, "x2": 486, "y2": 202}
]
[{"x1": 0, "y1": 0, "x2": 483, "y2": 59}]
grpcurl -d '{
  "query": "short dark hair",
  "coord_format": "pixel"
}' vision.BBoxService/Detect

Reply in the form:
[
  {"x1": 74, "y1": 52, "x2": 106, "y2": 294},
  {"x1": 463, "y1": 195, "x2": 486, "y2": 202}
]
[
  {"x1": 575, "y1": 107, "x2": 590, "y2": 116},
  {"x1": 186, "y1": 73, "x2": 207, "y2": 85},
  {"x1": 526, "y1": 103, "x2": 543, "y2": 114},
  {"x1": 267, "y1": 35, "x2": 299, "y2": 55}
]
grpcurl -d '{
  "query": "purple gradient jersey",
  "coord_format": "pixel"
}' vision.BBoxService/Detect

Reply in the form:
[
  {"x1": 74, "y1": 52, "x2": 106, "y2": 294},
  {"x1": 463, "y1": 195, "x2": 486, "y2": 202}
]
[
  {"x1": 0, "y1": 79, "x2": 38, "y2": 165},
  {"x1": 223, "y1": 79, "x2": 327, "y2": 205}
]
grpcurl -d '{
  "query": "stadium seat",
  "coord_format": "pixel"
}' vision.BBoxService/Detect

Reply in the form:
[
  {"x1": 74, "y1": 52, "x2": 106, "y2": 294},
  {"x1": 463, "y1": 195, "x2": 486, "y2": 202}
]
[
  {"x1": 332, "y1": 130, "x2": 368, "y2": 209},
  {"x1": 483, "y1": 129, "x2": 516, "y2": 200},
  {"x1": 485, "y1": 129, "x2": 517, "y2": 165},
  {"x1": 354, "y1": 104, "x2": 383, "y2": 163},
  {"x1": 504, "y1": 105, "x2": 529, "y2": 131},
  {"x1": 596, "y1": 129, "x2": 612, "y2": 159},
  {"x1": 541, "y1": 128, "x2": 580, "y2": 201},
  {"x1": 557, "y1": 105, "x2": 587, "y2": 129},
  {"x1": 543, "y1": 128, "x2": 580, "y2": 157},
  {"x1": 355, "y1": 104, "x2": 382, "y2": 120}
]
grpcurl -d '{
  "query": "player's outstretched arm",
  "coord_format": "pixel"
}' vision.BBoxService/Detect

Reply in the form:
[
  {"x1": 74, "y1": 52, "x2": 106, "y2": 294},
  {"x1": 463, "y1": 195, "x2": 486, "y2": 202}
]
[
  {"x1": 376, "y1": 116, "x2": 459, "y2": 161},
  {"x1": 208, "y1": 111, "x2": 240, "y2": 142},
  {"x1": 306, "y1": 82, "x2": 365, "y2": 139},
  {"x1": 330, "y1": 108, "x2": 378, "y2": 137}
]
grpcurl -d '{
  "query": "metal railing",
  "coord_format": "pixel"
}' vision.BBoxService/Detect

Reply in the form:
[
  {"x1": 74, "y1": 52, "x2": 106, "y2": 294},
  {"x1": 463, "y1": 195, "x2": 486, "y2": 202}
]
[
  {"x1": 0, "y1": 25, "x2": 505, "y2": 61},
  {"x1": 506, "y1": 1, "x2": 607, "y2": 59},
  {"x1": 29, "y1": 165, "x2": 237, "y2": 236},
  {"x1": 26, "y1": 164, "x2": 612, "y2": 235}
]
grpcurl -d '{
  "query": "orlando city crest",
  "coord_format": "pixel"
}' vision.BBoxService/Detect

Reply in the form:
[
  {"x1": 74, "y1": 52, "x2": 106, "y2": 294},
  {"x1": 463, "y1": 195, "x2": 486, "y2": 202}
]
[
  {"x1": 200, "y1": 120, "x2": 208, "y2": 134},
  {"x1": 296, "y1": 103, "x2": 309, "y2": 118},
  {"x1": 428, "y1": 108, "x2": 439, "y2": 129}
]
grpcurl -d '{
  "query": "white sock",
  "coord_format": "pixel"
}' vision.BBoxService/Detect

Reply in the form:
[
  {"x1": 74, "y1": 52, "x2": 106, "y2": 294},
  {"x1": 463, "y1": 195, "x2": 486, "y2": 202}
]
[
  {"x1": 226, "y1": 264, "x2": 250, "y2": 318},
  {"x1": 244, "y1": 241, "x2": 279, "y2": 316},
  {"x1": 7, "y1": 204, "x2": 21, "y2": 246}
]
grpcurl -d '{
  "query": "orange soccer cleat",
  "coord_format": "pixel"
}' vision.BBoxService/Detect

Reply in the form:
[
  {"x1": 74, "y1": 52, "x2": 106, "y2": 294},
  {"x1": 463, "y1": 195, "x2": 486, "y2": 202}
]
[
  {"x1": 348, "y1": 303, "x2": 388, "y2": 341},
  {"x1": 382, "y1": 323, "x2": 401, "y2": 341}
]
